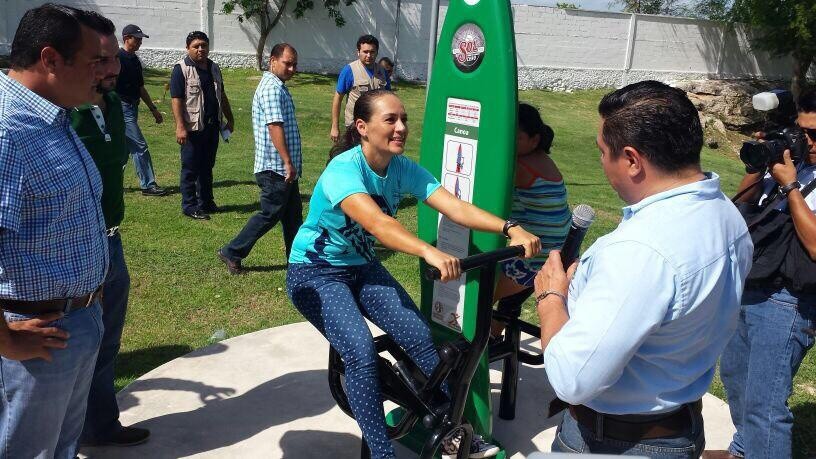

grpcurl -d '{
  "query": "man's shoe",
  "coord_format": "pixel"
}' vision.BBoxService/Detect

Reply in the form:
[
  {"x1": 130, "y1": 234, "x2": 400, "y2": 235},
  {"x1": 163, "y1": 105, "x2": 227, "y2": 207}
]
[
  {"x1": 702, "y1": 451, "x2": 741, "y2": 459},
  {"x1": 217, "y1": 249, "x2": 244, "y2": 275},
  {"x1": 184, "y1": 210, "x2": 210, "y2": 220},
  {"x1": 141, "y1": 185, "x2": 167, "y2": 197},
  {"x1": 82, "y1": 426, "x2": 151, "y2": 447},
  {"x1": 202, "y1": 202, "x2": 221, "y2": 213},
  {"x1": 104, "y1": 426, "x2": 150, "y2": 447}
]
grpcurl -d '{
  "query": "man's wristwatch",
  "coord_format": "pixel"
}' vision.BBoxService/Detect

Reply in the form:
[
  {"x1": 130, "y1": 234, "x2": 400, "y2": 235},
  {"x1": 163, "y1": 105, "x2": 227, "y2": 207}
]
[
  {"x1": 502, "y1": 219, "x2": 519, "y2": 238},
  {"x1": 780, "y1": 180, "x2": 801, "y2": 196}
]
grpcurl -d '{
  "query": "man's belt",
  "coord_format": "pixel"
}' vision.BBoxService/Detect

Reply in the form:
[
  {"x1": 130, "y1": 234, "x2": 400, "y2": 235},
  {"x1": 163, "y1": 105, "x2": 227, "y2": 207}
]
[
  {"x1": 551, "y1": 398, "x2": 702, "y2": 442},
  {"x1": 106, "y1": 226, "x2": 120, "y2": 237},
  {"x1": 0, "y1": 287, "x2": 103, "y2": 315},
  {"x1": 570, "y1": 401, "x2": 701, "y2": 442}
]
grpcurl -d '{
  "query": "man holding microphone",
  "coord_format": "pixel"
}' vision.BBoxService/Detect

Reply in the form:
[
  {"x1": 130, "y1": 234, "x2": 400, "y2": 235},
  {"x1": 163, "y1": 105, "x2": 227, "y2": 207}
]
[{"x1": 534, "y1": 81, "x2": 754, "y2": 457}]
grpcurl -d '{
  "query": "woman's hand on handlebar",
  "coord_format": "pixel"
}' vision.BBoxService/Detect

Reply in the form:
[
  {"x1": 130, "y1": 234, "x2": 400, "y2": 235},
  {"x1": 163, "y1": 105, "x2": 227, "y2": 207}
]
[
  {"x1": 423, "y1": 247, "x2": 461, "y2": 282},
  {"x1": 507, "y1": 226, "x2": 541, "y2": 259}
]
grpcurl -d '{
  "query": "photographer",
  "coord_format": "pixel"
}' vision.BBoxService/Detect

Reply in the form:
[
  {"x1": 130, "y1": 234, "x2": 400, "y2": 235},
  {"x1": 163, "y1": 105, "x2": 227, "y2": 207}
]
[{"x1": 711, "y1": 90, "x2": 816, "y2": 459}]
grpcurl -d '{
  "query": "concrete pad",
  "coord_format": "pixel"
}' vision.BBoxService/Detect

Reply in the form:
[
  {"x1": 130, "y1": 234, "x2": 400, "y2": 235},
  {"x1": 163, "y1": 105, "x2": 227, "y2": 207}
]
[{"x1": 80, "y1": 322, "x2": 736, "y2": 458}]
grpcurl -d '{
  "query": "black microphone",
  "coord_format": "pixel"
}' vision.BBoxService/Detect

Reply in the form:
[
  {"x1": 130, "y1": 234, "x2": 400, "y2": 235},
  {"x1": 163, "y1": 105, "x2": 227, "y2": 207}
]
[{"x1": 559, "y1": 204, "x2": 595, "y2": 270}]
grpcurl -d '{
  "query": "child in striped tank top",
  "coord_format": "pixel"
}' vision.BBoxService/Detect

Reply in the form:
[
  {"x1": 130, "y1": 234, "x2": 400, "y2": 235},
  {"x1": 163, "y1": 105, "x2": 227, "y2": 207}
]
[{"x1": 492, "y1": 104, "x2": 571, "y2": 337}]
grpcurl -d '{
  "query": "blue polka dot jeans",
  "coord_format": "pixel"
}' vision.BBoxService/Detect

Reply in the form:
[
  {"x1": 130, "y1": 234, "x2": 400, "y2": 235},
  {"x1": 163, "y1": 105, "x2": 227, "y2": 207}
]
[{"x1": 287, "y1": 261, "x2": 441, "y2": 459}]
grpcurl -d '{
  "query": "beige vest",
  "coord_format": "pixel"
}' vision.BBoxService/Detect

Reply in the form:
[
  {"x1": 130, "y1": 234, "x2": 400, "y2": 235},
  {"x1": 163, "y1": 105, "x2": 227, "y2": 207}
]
[
  {"x1": 344, "y1": 59, "x2": 387, "y2": 126},
  {"x1": 177, "y1": 58, "x2": 224, "y2": 132}
]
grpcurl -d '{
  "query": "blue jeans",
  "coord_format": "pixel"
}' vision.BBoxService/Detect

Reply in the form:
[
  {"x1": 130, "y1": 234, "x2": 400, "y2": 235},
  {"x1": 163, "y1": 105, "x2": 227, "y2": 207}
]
[
  {"x1": 287, "y1": 261, "x2": 440, "y2": 459},
  {"x1": 121, "y1": 101, "x2": 158, "y2": 189},
  {"x1": 222, "y1": 171, "x2": 302, "y2": 261},
  {"x1": 552, "y1": 405, "x2": 705, "y2": 457},
  {"x1": 81, "y1": 233, "x2": 130, "y2": 443},
  {"x1": 0, "y1": 303, "x2": 103, "y2": 458},
  {"x1": 720, "y1": 287, "x2": 816, "y2": 459}
]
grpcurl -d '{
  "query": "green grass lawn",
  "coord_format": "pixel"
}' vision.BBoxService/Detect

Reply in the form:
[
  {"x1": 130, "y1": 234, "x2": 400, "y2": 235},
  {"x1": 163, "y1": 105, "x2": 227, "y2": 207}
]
[{"x1": 121, "y1": 68, "x2": 814, "y2": 456}]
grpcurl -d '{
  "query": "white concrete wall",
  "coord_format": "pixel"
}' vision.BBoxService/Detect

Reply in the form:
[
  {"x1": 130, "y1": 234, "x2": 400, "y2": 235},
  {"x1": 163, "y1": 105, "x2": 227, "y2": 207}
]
[{"x1": 1, "y1": 0, "x2": 812, "y2": 89}]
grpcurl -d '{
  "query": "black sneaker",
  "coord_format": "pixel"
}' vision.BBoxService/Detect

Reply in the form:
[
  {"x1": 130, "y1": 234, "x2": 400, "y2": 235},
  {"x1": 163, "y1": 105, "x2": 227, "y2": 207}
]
[
  {"x1": 141, "y1": 185, "x2": 167, "y2": 196},
  {"x1": 85, "y1": 426, "x2": 150, "y2": 447},
  {"x1": 183, "y1": 209, "x2": 210, "y2": 220}
]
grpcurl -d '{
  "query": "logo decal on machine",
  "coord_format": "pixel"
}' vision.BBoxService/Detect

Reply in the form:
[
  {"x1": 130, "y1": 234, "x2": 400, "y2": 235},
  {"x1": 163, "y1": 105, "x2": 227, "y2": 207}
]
[{"x1": 452, "y1": 23, "x2": 485, "y2": 73}]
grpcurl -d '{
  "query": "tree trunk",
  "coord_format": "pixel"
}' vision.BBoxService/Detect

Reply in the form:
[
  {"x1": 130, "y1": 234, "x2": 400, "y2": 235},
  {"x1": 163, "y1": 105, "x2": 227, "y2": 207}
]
[
  {"x1": 254, "y1": 0, "x2": 288, "y2": 71},
  {"x1": 256, "y1": 26, "x2": 272, "y2": 70},
  {"x1": 791, "y1": 54, "x2": 813, "y2": 100}
]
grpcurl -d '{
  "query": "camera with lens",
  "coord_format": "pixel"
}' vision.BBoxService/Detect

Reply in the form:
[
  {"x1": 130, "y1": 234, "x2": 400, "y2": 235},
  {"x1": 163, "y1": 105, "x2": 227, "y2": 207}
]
[{"x1": 739, "y1": 89, "x2": 809, "y2": 173}]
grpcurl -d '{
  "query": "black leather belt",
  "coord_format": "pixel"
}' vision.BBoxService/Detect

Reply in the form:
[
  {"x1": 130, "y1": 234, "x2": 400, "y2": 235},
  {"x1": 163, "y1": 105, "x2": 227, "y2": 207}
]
[
  {"x1": 0, "y1": 287, "x2": 103, "y2": 315},
  {"x1": 571, "y1": 400, "x2": 701, "y2": 442},
  {"x1": 550, "y1": 398, "x2": 702, "y2": 443}
]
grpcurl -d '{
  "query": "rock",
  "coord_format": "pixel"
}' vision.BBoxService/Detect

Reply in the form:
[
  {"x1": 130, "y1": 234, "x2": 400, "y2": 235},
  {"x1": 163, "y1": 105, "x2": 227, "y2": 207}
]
[
  {"x1": 700, "y1": 115, "x2": 727, "y2": 134},
  {"x1": 706, "y1": 138, "x2": 719, "y2": 149},
  {"x1": 674, "y1": 79, "x2": 784, "y2": 131},
  {"x1": 711, "y1": 118, "x2": 727, "y2": 134}
]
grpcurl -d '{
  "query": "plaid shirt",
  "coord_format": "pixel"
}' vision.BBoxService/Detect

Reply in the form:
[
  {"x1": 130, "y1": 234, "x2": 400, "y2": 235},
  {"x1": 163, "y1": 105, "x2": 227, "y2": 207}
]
[
  {"x1": 0, "y1": 72, "x2": 108, "y2": 301},
  {"x1": 252, "y1": 72, "x2": 302, "y2": 177}
]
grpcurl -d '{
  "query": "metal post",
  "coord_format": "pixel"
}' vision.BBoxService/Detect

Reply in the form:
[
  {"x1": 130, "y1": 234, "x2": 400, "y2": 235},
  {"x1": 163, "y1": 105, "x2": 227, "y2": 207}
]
[
  {"x1": 426, "y1": 0, "x2": 441, "y2": 86},
  {"x1": 394, "y1": 0, "x2": 402, "y2": 78},
  {"x1": 622, "y1": 13, "x2": 638, "y2": 87}
]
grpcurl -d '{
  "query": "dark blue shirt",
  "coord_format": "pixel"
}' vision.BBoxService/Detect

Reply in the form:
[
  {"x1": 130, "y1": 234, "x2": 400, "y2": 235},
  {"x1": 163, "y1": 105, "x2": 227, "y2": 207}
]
[
  {"x1": 170, "y1": 57, "x2": 219, "y2": 125},
  {"x1": 116, "y1": 49, "x2": 144, "y2": 104}
]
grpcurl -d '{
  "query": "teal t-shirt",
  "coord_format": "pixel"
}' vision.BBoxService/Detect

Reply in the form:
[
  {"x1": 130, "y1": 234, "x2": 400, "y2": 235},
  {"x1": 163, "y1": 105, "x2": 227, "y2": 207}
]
[{"x1": 289, "y1": 146, "x2": 442, "y2": 266}]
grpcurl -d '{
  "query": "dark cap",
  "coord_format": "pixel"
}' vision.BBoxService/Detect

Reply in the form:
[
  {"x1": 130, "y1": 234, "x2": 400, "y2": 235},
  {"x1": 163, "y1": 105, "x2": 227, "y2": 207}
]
[{"x1": 122, "y1": 24, "x2": 149, "y2": 39}]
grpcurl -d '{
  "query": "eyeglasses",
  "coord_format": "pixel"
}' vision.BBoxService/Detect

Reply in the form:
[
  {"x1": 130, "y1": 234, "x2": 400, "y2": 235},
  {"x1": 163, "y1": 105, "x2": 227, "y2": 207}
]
[{"x1": 802, "y1": 127, "x2": 816, "y2": 141}]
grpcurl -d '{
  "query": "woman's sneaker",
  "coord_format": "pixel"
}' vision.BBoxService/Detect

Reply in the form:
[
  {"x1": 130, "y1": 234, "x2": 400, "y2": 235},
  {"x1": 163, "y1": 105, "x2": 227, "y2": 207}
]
[{"x1": 440, "y1": 429, "x2": 500, "y2": 459}]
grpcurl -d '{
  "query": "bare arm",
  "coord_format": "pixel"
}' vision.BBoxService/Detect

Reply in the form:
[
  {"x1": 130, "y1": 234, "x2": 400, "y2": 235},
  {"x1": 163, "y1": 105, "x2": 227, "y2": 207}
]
[
  {"x1": 268, "y1": 123, "x2": 295, "y2": 182},
  {"x1": 340, "y1": 193, "x2": 461, "y2": 281},
  {"x1": 171, "y1": 97, "x2": 187, "y2": 145},
  {"x1": 424, "y1": 187, "x2": 541, "y2": 258},
  {"x1": 534, "y1": 251, "x2": 577, "y2": 350},
  {"x1": 139, "y1": 86, "x2": 162, "y2": 123},
  {"x1": 330, "y1": 92, "x2": 344, "y2": 142},
  {"x1": 769, "y1": 151, "x2": 816, "y2": 258}
]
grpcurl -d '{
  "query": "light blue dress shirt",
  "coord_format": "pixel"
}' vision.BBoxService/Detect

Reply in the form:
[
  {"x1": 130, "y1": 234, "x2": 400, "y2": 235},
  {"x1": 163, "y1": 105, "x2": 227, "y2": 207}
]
[
  {"x1": 544, "y1": 173, "x2": 754, "y2": 414},
  {"x1": 252, "y1": 72, "x2": 302, "y2": 177}
]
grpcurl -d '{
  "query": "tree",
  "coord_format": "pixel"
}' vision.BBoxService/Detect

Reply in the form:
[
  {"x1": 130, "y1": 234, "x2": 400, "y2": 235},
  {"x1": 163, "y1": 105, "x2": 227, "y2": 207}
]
[
  {"x1": 682, "y1": 0, "x2": 731, "y2": 21},
  {"x1": 611, "y1": 0, "x2": 684, "y2": 15},
  {"x1": 222, "y1": 0, "x2": 356, "y2": 70},
  {"x1": 727, "y1": 0, "x2": 816, "y2": 97}
]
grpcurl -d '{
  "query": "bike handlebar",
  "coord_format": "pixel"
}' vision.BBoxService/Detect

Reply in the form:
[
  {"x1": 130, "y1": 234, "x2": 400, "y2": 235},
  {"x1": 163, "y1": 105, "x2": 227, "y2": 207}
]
[{"x1": 424, "y1": 245, "x2": 526, "y2": 281}]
